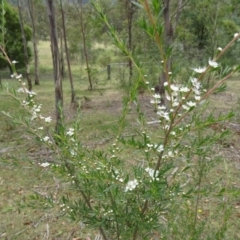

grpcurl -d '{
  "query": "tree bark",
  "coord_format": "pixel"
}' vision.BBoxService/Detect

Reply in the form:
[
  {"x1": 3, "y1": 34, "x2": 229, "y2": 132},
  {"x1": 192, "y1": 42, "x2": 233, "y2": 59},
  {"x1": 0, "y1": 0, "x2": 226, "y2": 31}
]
[
  {"x1": 126, "y1": 0, "x2": 134, "y2": 83},
  {"x1": 59, "y1": 30, "x2": 65, "y2": 79},
  {"x1": 17, "y1": 0, "x2": 32, "y2": 91},
  {"x1": 78, "y1": 0, "x2": 92, "y2": 90},
  {"x1": 158, "y1": 0, "x2": 185, "y2": 105},
  {"x1": 27, "y1": 0, "x2": 40, "y2": 85},
  {"x1": 46, "y1": 0, "x2": 64, "y2": 133},
  {"x1": 60, "y1": 0, "x2": 75, "y2": 103}
]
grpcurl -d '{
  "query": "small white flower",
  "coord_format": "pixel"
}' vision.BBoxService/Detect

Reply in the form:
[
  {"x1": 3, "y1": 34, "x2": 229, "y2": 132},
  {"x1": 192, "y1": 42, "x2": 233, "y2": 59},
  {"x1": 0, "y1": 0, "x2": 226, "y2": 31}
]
[
  {"x1": 208, "y1": 59, "x2": 219, "y2": 68},
  {"x1": 28, "y1": 91, "x2": 37, "y2": 96},
  {"x1": 182, "y1": 104, "x2": 190, "y2": 111},
  {"x1": 234, "y1": 33, "x2": 239, "y2": 38},
  {"x1": 70, "y1": 149, "x2": 76, "y2": 156},
  {"x1": 151, "y1": 87, "x2": 155, "y2": 91},
  {"x1": 39, "y1": 162, "x2": 50, "y2": 167},
  {"x1": 170, "y1": 84, "x2": 179, "y2": 92},
  {"x1": 166, "y1": 93, "x2": 171, "y2": 101},
  {"x1": 66, "y1": 128, "x2": 74, "y2": 136},
  {"x1": 145, "y1": 81, "x2": 149, "y2": 84},
  {"x1": 195, "y1": 95, "x2": 201, "y2": 101},
  {"x1": 168, "y1": 151, "x2": 174, "y2": 157},
  {"x1": 191, "y1": 77, "x2": 201, "y2": 89},
  {"x1": 157, "y1": 110, "x2": 170, "y2": 121},
  {"x1": 158, "y1": 105, "x2": 166, "y2": 110},
  {"x1": 192, "y1": 67, "x2": 206, "y2": 73},
  {"x1": 187, "y1": 101, "x2": 196, "y2": 107},
  {"x1": 17, "y1": 88, "x2": 25, "y2": 93},
  {"x1": 12, "y1": 60, "x2": 18, "y2": 64},
  {"x1": 147, "y1": 143, "x2": 153, "y2": 148},
  {"x1": 193, "y1": 88, "x2": 201, "y2": 95},
  {"x1": 16, "y1": 74, "x2": 22, "y2": 79},
  {"x1": 153, "y1": 94, "x2": 161, "y2": 99},
  {"x1": 190, "y1": 77, "x2": 198, "y2": 84},
  {"x1": 157, "y1": 144, "x2": 164, "y2": 152},
  {"x1": 45, "y1": 117, "x2": 52, "y2": 123},
  {"x1": 180, "y1": 86, "x2": 189, "y2": 92},
  {"x1": 38, "y1": 127, "x2": 44, "y2": 130},
  {"x1": 145, "y1": 167, "x2": 159, "y2": 179},
  {"x1": 164, "y1": 82, "x2": 168, "y2": 87},
  {"x1": 168, "y1": 72, "x2": 172, "y2": 75},
  {"x1": 164, "y1": 125, "x2": 169, "y2": 130},
  {"x1": 125, "y1": 179, "x2": 138, "y2": 192},
  {"x1": 144, "y1": 75, "x2": 147, "y2": 77},
  {"x1": 43, "y1": 136, "x2": 50, "y2": 142},
  {"x1": 217, "y1": 47, "x2": 222, "y2": 51},
  {"x1": 172, "y1": 101, "x2": 179, "y2": 107}
]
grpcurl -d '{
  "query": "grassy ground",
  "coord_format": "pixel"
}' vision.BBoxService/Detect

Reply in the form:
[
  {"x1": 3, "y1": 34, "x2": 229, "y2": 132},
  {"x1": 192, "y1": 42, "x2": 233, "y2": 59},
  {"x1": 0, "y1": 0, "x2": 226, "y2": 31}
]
[{"x1": 0, "y1": 41, "x2": 240, "y2": 239}]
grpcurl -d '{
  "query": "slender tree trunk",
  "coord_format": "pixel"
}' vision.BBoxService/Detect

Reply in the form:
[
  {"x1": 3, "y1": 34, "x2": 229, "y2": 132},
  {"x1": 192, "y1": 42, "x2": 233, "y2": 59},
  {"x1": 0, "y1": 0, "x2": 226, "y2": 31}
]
[
  {"x1": 60, "y1": 0, "x2": 75, "y2": 103},
  {"x1": 158, "y1": 0, "x2": 183, "y2": 105},
  {"x1": 27, "y1": 0, "x2": 40, "y2": 85},
  {"x1": 78, "y1": 0, "x2": 92, "y2": 90},
  {"x1": 17, "y1": 0, "x2": 32, "y2": 91},
  {"x1": 126, "y1": 0, "x2": 134, "y2": 83},
  {"x1": 60, "y1": 31, "x2": 65, "y2": 79},
  {"x1": 156, "y1": 0, "x2": 172, "y2": 105},
  {"x1": 46, "y1": 0, "x2": 64, "y2": 133}
]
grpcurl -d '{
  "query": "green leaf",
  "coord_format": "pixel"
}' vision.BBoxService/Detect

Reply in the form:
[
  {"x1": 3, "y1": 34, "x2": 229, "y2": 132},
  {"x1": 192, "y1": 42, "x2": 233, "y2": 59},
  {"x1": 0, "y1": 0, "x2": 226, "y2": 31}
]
[{"x1": 131, "y1": 1, "x2": 144, "y2": 9}]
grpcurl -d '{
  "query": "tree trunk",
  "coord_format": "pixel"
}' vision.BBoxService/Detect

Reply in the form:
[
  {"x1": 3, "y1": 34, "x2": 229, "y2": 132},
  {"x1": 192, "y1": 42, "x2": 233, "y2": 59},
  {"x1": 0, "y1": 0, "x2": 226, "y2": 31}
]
[
  {"x1": 126, "y1": 0, "x2": 134, "y2": 83},
  {"x1": 17, "y1": 0, "x2": 32, "y2": 91},
  {"x1": 59, "y1": 31, "x2": 65, "y2": 79},
  {"x1": 60, "y1": 0, "x2": 75, "y2": 103},
  {"x1": 158, "y1": 0, "x2": 184, "y2": 105},
  {"x1": 78, "y1": 0, "x2": 92, "y2": 90},
  {"x1": 46, "y1": 0, "x2": 64, "y2": 133},
  {"x1": 27, "y1": 0, "x2": 40, "y2": 85}
]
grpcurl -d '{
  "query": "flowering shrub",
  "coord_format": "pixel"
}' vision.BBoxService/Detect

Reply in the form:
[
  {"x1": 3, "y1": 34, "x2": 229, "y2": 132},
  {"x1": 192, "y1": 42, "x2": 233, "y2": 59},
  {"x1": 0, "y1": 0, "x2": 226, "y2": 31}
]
[{"x1": 1, "y1": 2, "x2": 240, "y2": 240}]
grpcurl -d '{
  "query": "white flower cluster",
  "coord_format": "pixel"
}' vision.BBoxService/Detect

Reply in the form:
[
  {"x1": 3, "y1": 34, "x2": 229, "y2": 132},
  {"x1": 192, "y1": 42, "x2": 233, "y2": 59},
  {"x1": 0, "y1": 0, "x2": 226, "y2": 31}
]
[
  {"x1": 30, "y1": 104, "x2": 42, "y2": 120},
  {"x1": 147, "y1": 143, "x2": 164, "y2": 153},
  {"x1": 103, "y1": 209, "x2": 113, "y2": 216},
  {"x1": 125, "y1": 179, "x2": 138, "y2": 192},
  {"x1": 150, "y1": 75, "x2": 205, "y2": 120},
  {"x1": 191, "y1": 58, "x2": 219, "y2": 74},
  {"x1": 38, "y1": 162, "x2": 50, "y2": 167},
  {"x1": 66, "y1": 128, "x2": 76, "y2": 142},
  {"x1": 44, "y1": 116, "x2": 52, "y2": 123},
  {"x1": 112, "y1": 169, "x2": 124, "y2": 182},
  {"x1": 145, "y1": 167, "x2": 159, "y2": 181},
  {"x1": 66, "y1": 128, "x2": 74, "y2": 136},
  {"x1": 10, "y1": 68, "x2": 52, "y2": 125},
  {"x1": 41, "y1": 135, "x2": 52, "y2": 144}
]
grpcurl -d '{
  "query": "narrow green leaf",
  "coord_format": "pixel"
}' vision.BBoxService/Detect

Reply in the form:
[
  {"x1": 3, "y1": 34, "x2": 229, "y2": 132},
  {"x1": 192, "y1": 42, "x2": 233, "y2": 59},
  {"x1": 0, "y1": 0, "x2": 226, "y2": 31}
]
[{"x1": 131, "y1": 1, "x2": 144, "y2": 9}]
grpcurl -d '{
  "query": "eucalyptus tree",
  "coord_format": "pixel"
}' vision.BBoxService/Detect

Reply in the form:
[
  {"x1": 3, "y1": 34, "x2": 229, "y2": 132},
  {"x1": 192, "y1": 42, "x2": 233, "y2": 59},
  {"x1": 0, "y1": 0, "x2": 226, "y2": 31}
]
[
  {"x1": 46, "y1": 0, "x2": 64, "y2": 133},
  {"x1": 26, "y1": 0, "x2": 40, "y2": 85},
  {"x1": 59, "y1": 0, "x2": 75, "y2": 103}
]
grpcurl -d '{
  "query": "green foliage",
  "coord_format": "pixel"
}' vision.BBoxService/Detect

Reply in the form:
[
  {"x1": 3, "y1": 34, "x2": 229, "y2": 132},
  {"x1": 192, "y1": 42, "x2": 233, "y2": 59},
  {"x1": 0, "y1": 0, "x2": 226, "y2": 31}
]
[
  {"x1": 0, "y1": 0, "x2": 32, "y2": 70},
  {"x1": 1, "y1": 0, "x2": 240, "y2": 239}
]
